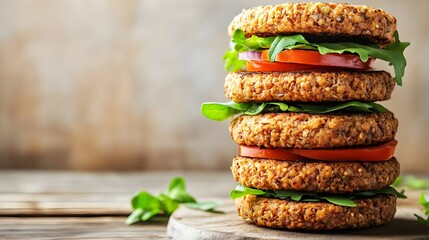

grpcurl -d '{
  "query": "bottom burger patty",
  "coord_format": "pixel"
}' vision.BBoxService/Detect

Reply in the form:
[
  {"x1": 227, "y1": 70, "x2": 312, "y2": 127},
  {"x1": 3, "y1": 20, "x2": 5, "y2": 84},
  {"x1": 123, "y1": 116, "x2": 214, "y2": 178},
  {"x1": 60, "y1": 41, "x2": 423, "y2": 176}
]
[
  {"x1": 231, "y1": 156, "x2": 400, "y2": 193},
  {"x1": 236, "y1": 195, "x2": 396, "y2": 230}
]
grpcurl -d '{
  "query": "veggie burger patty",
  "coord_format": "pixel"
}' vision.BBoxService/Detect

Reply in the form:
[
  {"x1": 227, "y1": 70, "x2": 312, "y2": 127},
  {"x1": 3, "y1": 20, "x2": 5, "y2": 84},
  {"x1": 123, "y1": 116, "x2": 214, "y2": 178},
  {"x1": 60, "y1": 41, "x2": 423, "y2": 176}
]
[
  {"x1": 225, "y1": 71, "x2": 395, "y2": 103},
  {"x1": 230, "y1": 112, "x2": 398, "y2": 149},
  {"x1": 232, "y1": 156, "x2": 400, "y2": 193},
  {"x1": 228, "y1": 2, "x2": 396, "y2": 45},
  {"x1": 236, "y1": 194, "x2": 396, "y2": 230}
]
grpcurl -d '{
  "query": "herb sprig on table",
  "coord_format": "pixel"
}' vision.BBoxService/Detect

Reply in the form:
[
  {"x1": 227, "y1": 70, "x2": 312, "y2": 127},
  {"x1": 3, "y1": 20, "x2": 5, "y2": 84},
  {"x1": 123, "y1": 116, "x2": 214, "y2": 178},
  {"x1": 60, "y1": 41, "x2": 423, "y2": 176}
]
[
  {"x1": 126, "y1": 177, "x2": 221, "y2": 225},
  {"x1": 393, "y1": 175, "x2": 429, "y2": 225},
  {"x1": 414, "y1": 193, "x2": 429, "y2": 224}
]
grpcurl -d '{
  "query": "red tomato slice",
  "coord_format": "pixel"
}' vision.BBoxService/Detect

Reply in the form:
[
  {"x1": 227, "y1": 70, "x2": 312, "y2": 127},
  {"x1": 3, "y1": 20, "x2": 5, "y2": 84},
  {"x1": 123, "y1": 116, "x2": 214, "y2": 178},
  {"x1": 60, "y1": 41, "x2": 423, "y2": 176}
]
[
  {"x1": 261, "y1": 50, "x2": 374, "y2": 70},
  {"x1": 239, "y1": 140, "x2": 397, "y2": 161},
  {"x1": 246, "y1": 60, "x2": 340, "y2": 72}
]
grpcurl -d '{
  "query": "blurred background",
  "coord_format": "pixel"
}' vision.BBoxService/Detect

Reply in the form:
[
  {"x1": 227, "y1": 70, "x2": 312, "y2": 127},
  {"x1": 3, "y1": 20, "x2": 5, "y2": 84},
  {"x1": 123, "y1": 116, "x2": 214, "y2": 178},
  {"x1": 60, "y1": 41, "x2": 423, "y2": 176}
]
[{"x1": 0, "y1": 0, "x2": 427, "y2": 172}]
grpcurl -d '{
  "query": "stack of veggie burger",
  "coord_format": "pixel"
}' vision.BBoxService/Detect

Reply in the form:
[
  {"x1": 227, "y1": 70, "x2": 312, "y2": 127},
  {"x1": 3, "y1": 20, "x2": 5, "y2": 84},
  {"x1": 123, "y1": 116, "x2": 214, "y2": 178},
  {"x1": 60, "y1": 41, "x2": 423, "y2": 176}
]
[{"x1": 202, "y1": 2, "x2": 410, "y2": 230}]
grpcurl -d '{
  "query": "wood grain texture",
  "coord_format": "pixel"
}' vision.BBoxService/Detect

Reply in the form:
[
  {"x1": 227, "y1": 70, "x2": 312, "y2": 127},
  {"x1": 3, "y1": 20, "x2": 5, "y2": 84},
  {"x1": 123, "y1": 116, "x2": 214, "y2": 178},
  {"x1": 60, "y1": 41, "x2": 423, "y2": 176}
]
[
  {"x1": 0, "y1": 0, "x2": 428, "y2": 171},
  {"x1": 167, "y1": 200, "x2": 429, "y2": 240},
  {"x1": 0, "y1": 171, "x2": 235, "y2": 216},
  {"x1": 0, "y1": 217, "x2": 168, "y2": 239}
]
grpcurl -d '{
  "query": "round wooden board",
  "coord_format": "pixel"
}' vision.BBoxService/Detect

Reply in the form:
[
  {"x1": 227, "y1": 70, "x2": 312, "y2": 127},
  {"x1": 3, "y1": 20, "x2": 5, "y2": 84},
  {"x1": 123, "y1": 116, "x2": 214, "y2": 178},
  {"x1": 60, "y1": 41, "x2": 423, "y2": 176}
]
[{"x1": 167, "y1": 198, "x2": 429, "y2": 240}]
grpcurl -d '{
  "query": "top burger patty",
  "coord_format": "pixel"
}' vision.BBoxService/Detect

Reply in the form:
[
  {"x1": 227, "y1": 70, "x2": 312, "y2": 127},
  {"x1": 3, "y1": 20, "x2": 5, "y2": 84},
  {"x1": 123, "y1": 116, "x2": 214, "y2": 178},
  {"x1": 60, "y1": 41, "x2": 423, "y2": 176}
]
[{"x1": 228, "y1": 2, "x2": 396, "y2": 45}]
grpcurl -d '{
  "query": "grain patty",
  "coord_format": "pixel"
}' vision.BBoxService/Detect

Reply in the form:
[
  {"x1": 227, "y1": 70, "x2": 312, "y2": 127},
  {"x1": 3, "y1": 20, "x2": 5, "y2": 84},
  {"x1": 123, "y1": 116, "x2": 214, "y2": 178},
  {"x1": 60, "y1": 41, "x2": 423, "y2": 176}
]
[
  {"x1": 229, "y1": 2, "x2": 396, "y2": 45},
  {"x1": 236, "y1": 195, "x2": 396, "y2": 230},
  {"x1": 230, "y1": 112, "x2": 398, "y2": 149},
  {"x1": 225, "y1": 71, "x2": 395, "y2": 103},
  {"x1": 232, "y1": 156, "x2": 399, "y2": 193}
]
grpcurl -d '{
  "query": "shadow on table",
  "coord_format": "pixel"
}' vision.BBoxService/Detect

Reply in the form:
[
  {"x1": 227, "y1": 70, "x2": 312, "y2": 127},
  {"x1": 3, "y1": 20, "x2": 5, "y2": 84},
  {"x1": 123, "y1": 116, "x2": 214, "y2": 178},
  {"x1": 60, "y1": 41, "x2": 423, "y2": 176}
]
[{"x1": 321, "y1": 218, "x2": 429, "y2": 238}]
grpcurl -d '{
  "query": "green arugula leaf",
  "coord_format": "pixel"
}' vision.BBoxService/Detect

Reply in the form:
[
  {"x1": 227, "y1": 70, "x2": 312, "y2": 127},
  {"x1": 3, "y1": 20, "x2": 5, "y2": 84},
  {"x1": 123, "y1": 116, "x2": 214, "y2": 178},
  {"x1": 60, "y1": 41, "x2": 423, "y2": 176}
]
[
  {"x1": 376, "y1": 185, "x2": 407, "y2": 199},
  {"x1": 126, "y1": 177, "x2": 221, "y2": 225},
  {"x1": 273, "y1": 190, "x2": 305, "y2": 201},
  {"x1": 125, "y1": 208, "x2": 144, "y2": 225},
  {"x1": 230, "y1": 185, "x2": 267, "y2": 199},
  {"x1": 414, "y1": 193, "x2": 429, "y2": 225},
  {"x1": 414, "y1": 214, "x2": 429, "y2": 225},
  {"x1": 167, "y1": 177, "x2": 196, "y2": 203},
  {"x1": 224, "y1": 29, "x2": 410, "y2": 85},
  {"x1": 322, "y1": 196, "x2": 357, "y2": 207},
  {"x1": 223, "y1": 29, "x2": 274, "y2": 71},
  {"x1": 230, "y1": 185, "x2": 406, "y2": 207},
  {"x1": 201, "y1": 101, "x2": 249, "y2": 121},
  {"x1": 131, "y1": 191, "x2": 161, "y2": 210},
  {"x1": 201, "y1": 101, "x2": 388, "y2": 121},
  {"x1": 141, "y1": 208, "x2": 161, "y2": 221},
  {"x1": 157, "y1": 193, "x2": 179, "y2": 215},
  {"x1": 392, "y1": 176, "x2": 403, "y2": 187},
  {"x1": 419, "y1": 193, "x2": 429, "y2": 215},
  {"x1": 268, "y1": 34, "x2": 312, "y2": 61},
  {"x1": 223, "y1": 49, "x2": 245, "y2": 72}
]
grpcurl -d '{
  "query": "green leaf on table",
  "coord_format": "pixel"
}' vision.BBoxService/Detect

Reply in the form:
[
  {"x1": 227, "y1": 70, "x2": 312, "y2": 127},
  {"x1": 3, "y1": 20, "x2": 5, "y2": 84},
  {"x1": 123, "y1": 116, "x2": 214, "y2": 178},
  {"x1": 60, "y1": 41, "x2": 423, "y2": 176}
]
[
  {"x1": 131, "y1": 191, "x2": 161, "y2": 210},
  {"x1": 126, "y1": 177, "x2": 222, "y2": 225},
  {"x1": 167, "y1": 177, "x2": 196, "y2": 203},
  {"x1": 125, "y1": 209, "x2": 144, "y2": 225},
  {"x1": 419, "y1": 193, "x2": 429, "y2": 215},
  {"x1": 414, "y1": 214, "x2": 429, "y2": 225},
  {"x1": 157, "y1": 193, "x2": 179, "y2": 215},
  {"x1": 414, "y1": 193, "x2": 429, "y2": 225}
]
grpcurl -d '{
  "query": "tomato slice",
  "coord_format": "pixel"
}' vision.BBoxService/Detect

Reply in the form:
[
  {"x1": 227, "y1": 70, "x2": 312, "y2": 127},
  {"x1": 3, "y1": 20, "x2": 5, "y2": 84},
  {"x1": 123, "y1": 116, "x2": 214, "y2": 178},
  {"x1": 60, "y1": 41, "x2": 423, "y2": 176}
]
[
  {"x1": 246, "y1": 60, "x2": 340, "y2": 72},
  {"x1": 261, "y1": 50, "x2": 374, "y2": 70},
  {"x1": 239, "y1": 140, "x2": 397, "y2": 161}
]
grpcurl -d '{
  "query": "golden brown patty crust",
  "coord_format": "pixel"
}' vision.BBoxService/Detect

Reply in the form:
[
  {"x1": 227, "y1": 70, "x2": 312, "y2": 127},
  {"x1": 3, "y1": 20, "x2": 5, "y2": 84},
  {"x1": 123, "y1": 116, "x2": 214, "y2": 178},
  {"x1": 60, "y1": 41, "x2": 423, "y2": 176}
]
[
  {"x1": 225, "y1": 71, "x2": 395, "y2": 103},
  {"x1": 232, "y1": 157, "x2": 399, "y2": 193},
  {"x1": 236, "y1": 195, "x2": 396, "y2": 230},
  {"x1": 230, "y1": 112, "x2": 398, "y2": 149},
  {"x1": 229, "y1": 2, "x2": 396, "y2": 45}
]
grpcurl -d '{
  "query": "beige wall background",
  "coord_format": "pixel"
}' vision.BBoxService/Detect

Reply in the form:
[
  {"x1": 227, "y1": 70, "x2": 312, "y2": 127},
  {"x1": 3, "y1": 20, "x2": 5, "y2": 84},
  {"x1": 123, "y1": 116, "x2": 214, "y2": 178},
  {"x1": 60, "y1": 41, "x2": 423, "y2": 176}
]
[{"x1": 0, "y1": 0, "x2": 428, "y2": 172}]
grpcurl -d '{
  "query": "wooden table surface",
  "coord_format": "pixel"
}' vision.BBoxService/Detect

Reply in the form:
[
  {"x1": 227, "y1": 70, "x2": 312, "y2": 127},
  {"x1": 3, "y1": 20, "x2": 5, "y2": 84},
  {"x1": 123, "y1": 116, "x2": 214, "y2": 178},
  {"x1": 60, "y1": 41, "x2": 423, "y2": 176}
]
[
  {"x1": 0, "y1": 171, "x2": 235, "y2": 239},
  {"x1": 0, "y1": 171, "x2": 427, "y2": 239}
]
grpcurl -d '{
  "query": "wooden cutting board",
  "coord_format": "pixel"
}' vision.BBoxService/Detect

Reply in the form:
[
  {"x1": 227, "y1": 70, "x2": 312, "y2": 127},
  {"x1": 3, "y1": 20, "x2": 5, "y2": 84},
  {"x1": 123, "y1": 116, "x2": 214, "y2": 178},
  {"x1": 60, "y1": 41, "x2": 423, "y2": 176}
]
[{"x1": 167, "y1": 198, "x2": 429, "y2": 240}]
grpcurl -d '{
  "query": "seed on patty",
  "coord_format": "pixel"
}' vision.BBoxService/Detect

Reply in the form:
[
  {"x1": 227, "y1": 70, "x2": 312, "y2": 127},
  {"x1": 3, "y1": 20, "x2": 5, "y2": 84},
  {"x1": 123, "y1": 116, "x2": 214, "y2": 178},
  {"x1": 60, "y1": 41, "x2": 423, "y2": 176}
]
[
  {"x1": 236, "y1": 195, "x2": 396, "y2": 230},
  {"x1": 230, "y1": 112, "x2": 398, "y2": 149},
  {"x1": 225, "y1": 71, "x2": 395, "y2": 103},
  {"x1": 231, "y1": 156, "x2": 400, "y2": 193},
  {"x1": 229, "y1": 2, "x2": 396, "y2": 45}
]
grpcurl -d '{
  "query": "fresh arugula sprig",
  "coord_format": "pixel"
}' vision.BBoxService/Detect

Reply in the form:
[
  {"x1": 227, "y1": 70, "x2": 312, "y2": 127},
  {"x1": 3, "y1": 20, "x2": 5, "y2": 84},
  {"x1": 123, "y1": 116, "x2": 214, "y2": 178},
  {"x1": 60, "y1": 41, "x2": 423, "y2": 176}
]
[
  {"x1": 201, "y1": 101, "x2": 388, "y2": 121},
  {"x1": 230, "y1": 185, "x2": 406, "y2": 208},
  {"x1": 224, "y1": 29, "x2": 410, "y2": 85},
  {"x1": 414, "y1": 193, "x2": 429, "y2": 225},
  {"x1": 393, "y1": 175, "x2": 429, "y2": 225},
  {"x1": 126, "y1": 177, "x2": 221, "y2": 225},
  {"x1": 223, "y1": 29, "x2": 275, "y2": 71}
]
